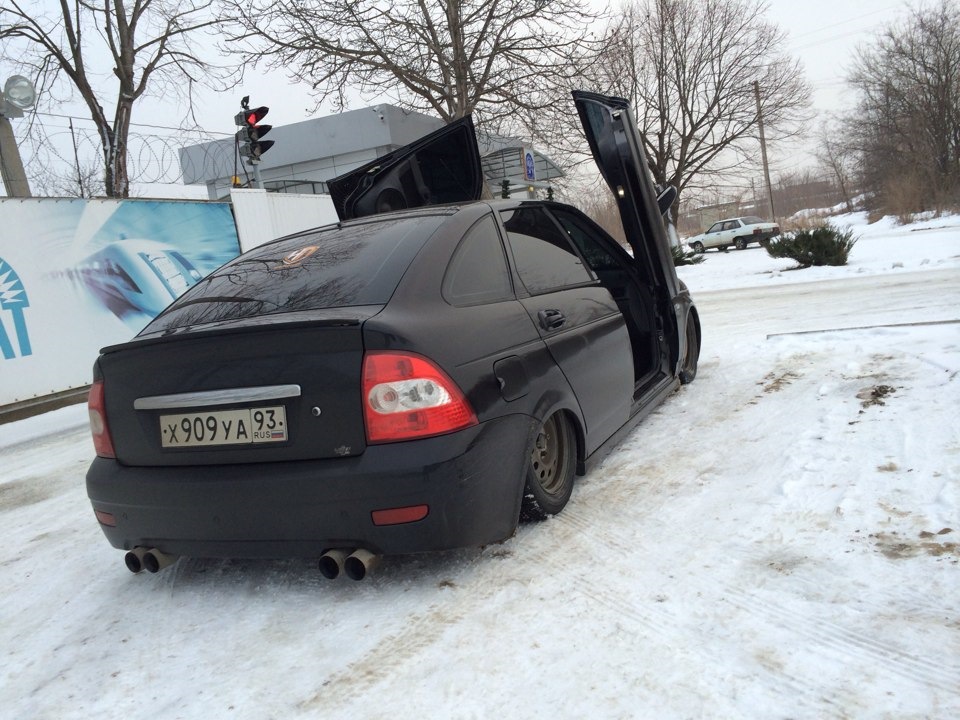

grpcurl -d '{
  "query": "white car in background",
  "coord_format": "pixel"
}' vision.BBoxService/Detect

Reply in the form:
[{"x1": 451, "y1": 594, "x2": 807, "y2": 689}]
[{"x1": 687, "y1": 216, "x2": 781, "y2": 253}]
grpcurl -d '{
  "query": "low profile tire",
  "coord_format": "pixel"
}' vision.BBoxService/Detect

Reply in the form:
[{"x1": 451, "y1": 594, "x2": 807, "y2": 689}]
[
  {"x1": 691, "y1": 241, "x2": 704, "y2": 254},
  {"x1": 520, "y1": 412, "x2": 576, "y2": 521},
  {"x1": 679, "y1": 315, "x2": 700, "y2": 384},
  {"x1": 734, "y1": 237, "x2": 747, "y2": 250}
]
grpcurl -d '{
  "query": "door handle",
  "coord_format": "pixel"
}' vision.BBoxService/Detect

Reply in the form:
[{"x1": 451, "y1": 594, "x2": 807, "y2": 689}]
[{"x1": 537, "y1": 309, "x2": 566, "y2": 331}]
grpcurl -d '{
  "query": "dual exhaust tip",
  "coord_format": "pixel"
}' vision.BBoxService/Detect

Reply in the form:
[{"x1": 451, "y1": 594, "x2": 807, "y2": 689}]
[
  {"x1": 124, "y1": 546, "x2": 379, "y2": 580},
  {"x1": 124, "y1": 547, "x2": 176, "y2": 574},
  {"x1": 123, "y1": 547, "x2": 380, "y2": 580},
  {"x1": 319, "y1": 548, "x2": 379, "y2": 581}
]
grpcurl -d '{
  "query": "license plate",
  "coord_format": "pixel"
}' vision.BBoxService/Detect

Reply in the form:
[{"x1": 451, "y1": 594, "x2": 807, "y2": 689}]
[{"x1": 160, "y1": 406, "x2": 287, "y2": 448}]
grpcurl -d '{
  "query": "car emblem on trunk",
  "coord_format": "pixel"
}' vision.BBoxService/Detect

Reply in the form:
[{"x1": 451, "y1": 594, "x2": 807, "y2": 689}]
[{"x1": 334, "y1": 446, "x2": 351, "y2": 456}]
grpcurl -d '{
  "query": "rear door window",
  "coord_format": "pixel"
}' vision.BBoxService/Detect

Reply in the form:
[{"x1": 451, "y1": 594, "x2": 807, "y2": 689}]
[
  {"x1": 500, "y1": 207, "x2": 593, "y2": 295},
  {"x1": 146, "y1": 213, "x2": 447, "y2": 331}
]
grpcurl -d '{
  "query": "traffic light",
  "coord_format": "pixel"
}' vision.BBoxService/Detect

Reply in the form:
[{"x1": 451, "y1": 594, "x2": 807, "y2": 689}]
[{"x1": 235, "y1": 105, "x2": 274, "y2": 161}]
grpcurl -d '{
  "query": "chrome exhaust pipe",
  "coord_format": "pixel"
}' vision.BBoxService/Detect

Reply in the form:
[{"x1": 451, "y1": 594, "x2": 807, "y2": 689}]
[
  {"x1": 344, "y1": 548, "x2": 380, "y2": 581},
  {"x1": 124, "y1": 547, "x2": 148, "y2": 574},
  {"x1": 318, "y1": 548, "x2": 351, "y2": 579},
  {"x1": 142, "y1": 548, "x2": 177, "y2": 573}
]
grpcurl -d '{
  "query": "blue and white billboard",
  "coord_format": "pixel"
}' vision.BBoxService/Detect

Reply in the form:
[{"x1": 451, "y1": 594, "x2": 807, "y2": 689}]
[{"x1": 0, "y1": 198, "x2": 240, "y2": 406}]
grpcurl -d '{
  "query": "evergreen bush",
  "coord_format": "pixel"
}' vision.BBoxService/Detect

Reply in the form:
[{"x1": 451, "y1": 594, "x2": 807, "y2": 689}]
[
  {"x1": 672, "y1": 244, "x2": 705, "y2": 266},
  {"x1": 764, "y1": 226, "x2": 858, "y2": 268}
]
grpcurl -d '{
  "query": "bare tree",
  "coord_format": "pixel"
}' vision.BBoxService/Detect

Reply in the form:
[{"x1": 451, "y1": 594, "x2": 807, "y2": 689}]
[
  {"x1": 218, "y1": 0, "x2": 604, "y2": 131},
  {"x1": 845, "y1": 0, "x2": 960, "y2": 215},
  {"x1": 582, "y1": 0, "x2": 811, "y2": 216},
  {"x1": 0, "y1": 0, "x2": 241, "y2": 197},
  {"x1": 815, "y1": 119, "x2": 856, "y2": 212}
]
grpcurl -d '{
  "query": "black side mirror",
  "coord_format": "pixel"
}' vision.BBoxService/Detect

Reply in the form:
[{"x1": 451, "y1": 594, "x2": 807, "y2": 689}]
[{"x1": 656, "y1": 185, "x2": 677, "y2": 216}]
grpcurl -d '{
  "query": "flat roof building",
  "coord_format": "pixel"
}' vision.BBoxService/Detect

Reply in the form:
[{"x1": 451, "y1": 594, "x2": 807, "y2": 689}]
[{"x1": 179, "y1": 104, "x2": 563, "y2": 201}]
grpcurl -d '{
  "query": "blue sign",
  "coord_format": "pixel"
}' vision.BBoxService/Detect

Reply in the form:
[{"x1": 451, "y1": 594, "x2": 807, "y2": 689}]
[
  {"x1": 0, "y1": 257, "x2": 31, "y2": 359},
  {"x1": 523, "y1": 149, "x2": 536, "y2": 182}
]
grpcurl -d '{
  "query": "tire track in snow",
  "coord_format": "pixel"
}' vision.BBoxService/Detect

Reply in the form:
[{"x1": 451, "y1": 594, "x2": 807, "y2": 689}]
[
  {"x1": 531, "y1": 515, "x2": 860, "y2": 714},
  {"x1": 720, "y1": 586, "x2": 960, "y2": 694}
]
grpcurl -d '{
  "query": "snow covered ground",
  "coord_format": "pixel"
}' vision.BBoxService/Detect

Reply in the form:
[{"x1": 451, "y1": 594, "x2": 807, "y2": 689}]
[{"x1": 1, "y1": 213, "x2": 958, "y2": 719}]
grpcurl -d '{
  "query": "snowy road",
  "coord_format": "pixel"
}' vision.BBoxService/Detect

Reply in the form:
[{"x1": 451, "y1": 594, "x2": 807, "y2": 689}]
[{"x1": 1, "y1": 216, "x2": 958, "y2": 719}]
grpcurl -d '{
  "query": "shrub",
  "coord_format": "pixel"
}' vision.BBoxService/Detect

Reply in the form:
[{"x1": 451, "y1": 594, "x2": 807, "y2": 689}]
[
  {"x1": 764, "y1": 225, "x2": 857, "y2": 268},
  {"x1": 672, "y1": 244, "x2": 705, "y2": 266}
]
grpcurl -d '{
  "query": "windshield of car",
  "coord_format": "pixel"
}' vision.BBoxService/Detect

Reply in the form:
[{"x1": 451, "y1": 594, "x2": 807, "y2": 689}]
[{"x1": 143, "y1": 214, "x2": 446, "y2": 332}]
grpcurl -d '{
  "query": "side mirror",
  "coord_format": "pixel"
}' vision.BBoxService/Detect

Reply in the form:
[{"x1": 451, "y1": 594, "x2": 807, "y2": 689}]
[{"x1": 656, "y1": 185, "x2": 677, "y2": 216}]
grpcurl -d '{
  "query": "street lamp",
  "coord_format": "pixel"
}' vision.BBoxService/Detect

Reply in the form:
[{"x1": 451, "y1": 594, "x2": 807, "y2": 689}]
[
  {"x1": 0, "y1": 74, "x2": 37, "y2": 197},
  {"x1": 1, "y1": 75, "x2": 37, "y2": 117}
]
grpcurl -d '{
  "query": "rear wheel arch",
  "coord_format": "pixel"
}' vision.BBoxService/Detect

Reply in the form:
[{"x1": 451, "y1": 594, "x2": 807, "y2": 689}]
[{"x1": 528, "y1": 394, "x2": 586, "y2": 473}]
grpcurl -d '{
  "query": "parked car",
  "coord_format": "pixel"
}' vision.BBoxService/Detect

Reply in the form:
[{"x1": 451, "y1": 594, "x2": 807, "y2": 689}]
[
  {"x1": 85, "y1": 91, "x2": 701, "y2": 580},
  {"x1": 687, "y1": 216, "x2": 780, "y2": 253}
]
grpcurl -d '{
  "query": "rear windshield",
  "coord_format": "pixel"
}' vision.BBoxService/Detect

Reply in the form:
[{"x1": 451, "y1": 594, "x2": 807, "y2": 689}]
[
  {"x1": 143, "y1": 213, "x2": 446, "y2": 332},
  {"x1": 740, "y1": 216, "x2": 764, "y2": 224}
]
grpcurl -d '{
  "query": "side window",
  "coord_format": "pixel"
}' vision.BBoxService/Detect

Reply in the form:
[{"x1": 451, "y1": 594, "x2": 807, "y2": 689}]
[
  {"x1": 442, "y1": 215, "x2": 514, "y2": 306},
  {"x1": 500, "y1": 207, "x2": 593, "y2": 295},
  {"x1": 550, "y1": 208, "x2": 622, "y2": 272},
  {"x1": 707, "y1": 222, "x2": 722, "y2": 234}
]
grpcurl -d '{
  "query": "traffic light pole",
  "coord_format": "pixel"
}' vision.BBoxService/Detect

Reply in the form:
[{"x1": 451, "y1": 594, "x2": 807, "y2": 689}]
[{"x1": 249, "y1": 158, "x2": 264, "y2": 190}]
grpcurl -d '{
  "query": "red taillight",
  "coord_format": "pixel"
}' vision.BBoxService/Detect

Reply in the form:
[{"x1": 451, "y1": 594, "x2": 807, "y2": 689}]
[
  {"x1": 88, "y1": 380, "x2": 116, "y2": 458},
  {"x1": 362, "y1": 352, "x2": 478, "y2": 443}
]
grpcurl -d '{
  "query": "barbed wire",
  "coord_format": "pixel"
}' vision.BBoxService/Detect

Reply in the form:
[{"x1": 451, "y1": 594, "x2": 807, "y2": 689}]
[{"x1": 18, "y1": 113, "x2": 238, "y2": 194}]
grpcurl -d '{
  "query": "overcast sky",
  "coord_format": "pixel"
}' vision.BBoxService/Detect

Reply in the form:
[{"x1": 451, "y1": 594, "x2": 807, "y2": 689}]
[
  {"x1": 4, "y1": 0, "x2": 915, "y2": 195},
  {"x1": 177, "y1": 1, "x2": 910, "y2": 172}
]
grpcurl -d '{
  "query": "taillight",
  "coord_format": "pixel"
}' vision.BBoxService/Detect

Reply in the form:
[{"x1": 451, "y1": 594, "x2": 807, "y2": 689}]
[
  {"x1": 362, "y1": 351, "x2": 478, "y2": 443},
  {"x1": 88, "y1": 380, "x2": 116, "y2": 458}
]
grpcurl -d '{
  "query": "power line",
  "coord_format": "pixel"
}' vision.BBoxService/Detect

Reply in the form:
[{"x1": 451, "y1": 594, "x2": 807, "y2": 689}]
[
  {"x1": 787, "y1": 4, "x2": 901, "y2": 43},
  {"x1": 33, "y1": 110, "x2": 232, "y2": 137}
]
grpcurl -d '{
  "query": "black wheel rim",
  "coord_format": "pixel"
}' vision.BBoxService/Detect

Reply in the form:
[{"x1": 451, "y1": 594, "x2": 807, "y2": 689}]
[{"x1": 530, "y1": 414, "x2": 570, "y2": 496}]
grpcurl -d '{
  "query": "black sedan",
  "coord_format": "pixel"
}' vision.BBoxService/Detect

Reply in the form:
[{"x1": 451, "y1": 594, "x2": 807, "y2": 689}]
[{"x1": 86, "y1": 91, "x2": 701, "y2": 579}]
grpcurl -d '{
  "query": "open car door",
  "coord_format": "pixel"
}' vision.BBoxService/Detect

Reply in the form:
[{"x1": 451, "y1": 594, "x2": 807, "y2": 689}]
[
  {"x1": 572, "y1": 91, "x2": 679, "y2": 298},
  {"x1": 328, "y1": 116, "x2": 485, "y2": 221}
]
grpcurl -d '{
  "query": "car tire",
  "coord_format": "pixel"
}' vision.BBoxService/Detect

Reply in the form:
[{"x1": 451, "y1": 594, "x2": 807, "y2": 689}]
[
  {"x1": 679, "y1": 314, "x2": 700, "y2": 384},
  {"x1": 520, "y1": 412, "x2": 576, "y2": 521},
  {"x1": 734, "y1": 237, "x2": 747, "y2": 250},
  {"x1": 691, "y1": 241, "x2": 704, "y2": 254}
]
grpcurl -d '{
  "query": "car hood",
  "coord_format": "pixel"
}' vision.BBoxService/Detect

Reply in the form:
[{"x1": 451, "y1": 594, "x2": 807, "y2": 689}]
[{"x1": 327, "y1": 116, "x2": 485, "y2": 220}]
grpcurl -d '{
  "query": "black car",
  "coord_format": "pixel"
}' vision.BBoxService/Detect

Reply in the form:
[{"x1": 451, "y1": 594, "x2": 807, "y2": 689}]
[{"x1": 86, "y1": 91, "x2": 701, "y2": 580}]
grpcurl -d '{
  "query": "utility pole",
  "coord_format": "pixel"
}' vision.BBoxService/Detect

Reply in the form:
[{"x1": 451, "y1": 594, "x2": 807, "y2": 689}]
[
  {"x1": 0, "y1": 116, "x2": 32, "y2": 197},
  {"x1": 0, "y1": 75, "x2": 37, "y2": 198},
  {"x1": 753, "y1": 80, "x2": 775, "y2": 222}
]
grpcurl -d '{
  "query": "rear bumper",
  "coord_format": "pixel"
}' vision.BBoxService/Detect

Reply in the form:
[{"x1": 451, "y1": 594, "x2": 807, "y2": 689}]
[{"x1": 86, "y1": 414, "x2": 537, "y2": 557}]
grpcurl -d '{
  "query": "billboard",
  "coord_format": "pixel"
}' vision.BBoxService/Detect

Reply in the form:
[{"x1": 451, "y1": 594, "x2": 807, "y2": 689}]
[{"x1": 0, "y1": 198, "x2": 240, "y2": 405}]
